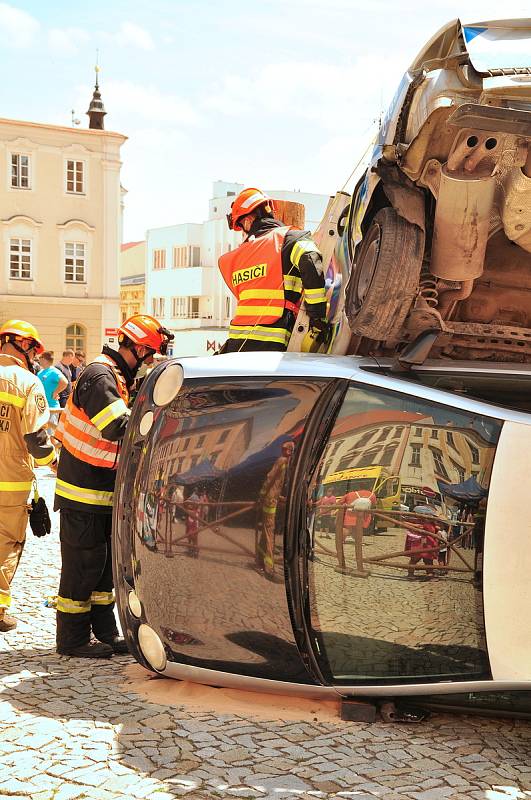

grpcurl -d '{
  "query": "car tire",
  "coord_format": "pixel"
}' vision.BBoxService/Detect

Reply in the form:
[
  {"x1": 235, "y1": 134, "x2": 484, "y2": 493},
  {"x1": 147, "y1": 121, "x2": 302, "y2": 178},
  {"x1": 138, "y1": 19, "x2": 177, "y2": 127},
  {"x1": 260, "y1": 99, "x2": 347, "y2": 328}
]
[{"x1": 345, "y1": 207, "x2": 424, "y2": 341}]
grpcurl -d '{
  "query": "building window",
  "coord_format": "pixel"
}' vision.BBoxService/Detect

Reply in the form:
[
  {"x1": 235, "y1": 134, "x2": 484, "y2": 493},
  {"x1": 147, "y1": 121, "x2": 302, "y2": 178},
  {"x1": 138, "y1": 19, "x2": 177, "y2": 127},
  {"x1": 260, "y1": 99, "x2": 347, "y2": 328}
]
[
  {"x1": 172, "y1": 245, "x2": 200, "y2": 268},
  {"x1": 414, "y1": 427, "x2": 422, "y2": 437},
  {"x1": 430, "y1": 447, "x2": 449, "y2": 480},
  {"x1": 152, "y1": 297, "x2": 165, "y2": 317},
  {"x1": 355, "y1": 430, "x2": 376, "y2": 448},
  {"x1": 64, "y1": 242, "x2": 86, "y2": 282},
  {"x1": 376, "y1": 426, "x2": 391, "y2": 443},
  {"x1": 11, "y1": 154, "x2": 30, "y2": 189},
  {"x1": 66, "y1": 323, "x2": 86, "y2": 352},
  {"x1": 171, "y1": 297, "x2": 200, "y2": 318},
  {"x1": 9, "y1": 238, "x2": 32, "y2": 279},
  {"x1": 354, "y1": 447, "x2": 380, "y2": 469},
  {"x1": 172, "y1": 297, "x2": 183, "y2": 318},
  {"x1": 189, "y1": 297, "x2": 199, "y2": 318},
  {"x1": 153, "y1": 249, "x2": 166, "y2": 269},
  {"x1": 409, "y1": 443, "x2": 421, "y2": 467},
  {"x1": 66, "y1": 160, "x2": 84, "y2": 194},
  {"x1": 380, "y1": 445, "x2": 395, "y2": 467},
  {"x1": 430, "y1": 429, "x2": 438, "y2": 439},
  {"x1": 446, "y1": 431, "x2": 457, "y2": 449},
  {"x1": 451, "y1": 461, "x2": 465, "y2": 483},
  {"x1": 468, "y1": 442, "x2": 480, "y2": 465},
  {"x1": 218, "y1": 429, "x2": 230, "y2": 444}
]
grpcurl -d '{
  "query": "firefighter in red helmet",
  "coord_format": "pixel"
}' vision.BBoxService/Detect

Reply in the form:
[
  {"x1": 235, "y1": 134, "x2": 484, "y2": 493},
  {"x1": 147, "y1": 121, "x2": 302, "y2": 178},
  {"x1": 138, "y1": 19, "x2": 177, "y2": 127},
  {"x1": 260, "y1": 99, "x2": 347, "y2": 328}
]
[
  {"x1": 218, "y1": 187, "x2": 328, "y2": 352},
  {"x1": 54, "y1": 315, "x2": 173, "y2": 658}
]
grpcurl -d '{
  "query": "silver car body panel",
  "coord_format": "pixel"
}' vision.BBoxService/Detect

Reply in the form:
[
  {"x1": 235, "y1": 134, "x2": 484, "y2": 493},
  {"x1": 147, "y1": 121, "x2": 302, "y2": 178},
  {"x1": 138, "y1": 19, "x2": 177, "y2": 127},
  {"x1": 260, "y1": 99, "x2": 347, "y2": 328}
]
[{"x1": 158, "y1": 660, "x2": 531, "y2": 699}]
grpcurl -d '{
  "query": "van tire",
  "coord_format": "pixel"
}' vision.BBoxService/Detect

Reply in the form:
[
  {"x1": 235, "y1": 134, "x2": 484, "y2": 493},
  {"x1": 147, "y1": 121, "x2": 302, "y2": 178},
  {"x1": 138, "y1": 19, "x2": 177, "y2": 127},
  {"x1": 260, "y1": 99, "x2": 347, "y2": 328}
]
[{"x1": 345, "y1": 207, "x2": 424, "y2": 341}]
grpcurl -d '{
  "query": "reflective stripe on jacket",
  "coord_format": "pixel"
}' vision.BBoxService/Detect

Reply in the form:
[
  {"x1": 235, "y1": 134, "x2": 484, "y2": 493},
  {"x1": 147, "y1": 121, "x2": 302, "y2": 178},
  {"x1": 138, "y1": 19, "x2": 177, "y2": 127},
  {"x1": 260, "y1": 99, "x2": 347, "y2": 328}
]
[
  {"x1": 0, "y1": 353, "x2": 54, "y2": 500},
  {"x1": 219, "y1": 226, "x2": 296, "y2": 326},
  {"x1": 55, "y1": 354, "x2": 129, "y2": 470}
]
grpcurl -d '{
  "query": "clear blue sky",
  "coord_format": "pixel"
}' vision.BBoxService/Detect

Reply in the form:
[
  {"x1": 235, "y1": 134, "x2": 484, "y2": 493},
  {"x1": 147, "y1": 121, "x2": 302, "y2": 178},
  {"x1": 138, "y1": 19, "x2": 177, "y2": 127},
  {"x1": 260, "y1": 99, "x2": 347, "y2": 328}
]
[{"x1": 1, "y1": 1, "x2": 529, "y2": 240}]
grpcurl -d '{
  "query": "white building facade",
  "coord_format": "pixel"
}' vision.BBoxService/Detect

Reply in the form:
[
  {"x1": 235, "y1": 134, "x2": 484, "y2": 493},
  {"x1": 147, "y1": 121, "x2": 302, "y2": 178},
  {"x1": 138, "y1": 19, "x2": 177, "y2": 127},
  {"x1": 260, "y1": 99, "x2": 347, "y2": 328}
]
[
  {"x1": 0, "y1": 109, "x2": 126, "y2": 361},
  {"x1": 146, "y1": 181, "x2": 329, "y2": 357}
]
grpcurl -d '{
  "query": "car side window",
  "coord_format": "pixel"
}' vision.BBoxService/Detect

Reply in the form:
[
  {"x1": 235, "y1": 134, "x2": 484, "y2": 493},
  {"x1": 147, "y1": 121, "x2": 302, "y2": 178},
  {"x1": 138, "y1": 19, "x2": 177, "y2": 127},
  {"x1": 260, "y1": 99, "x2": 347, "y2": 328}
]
[{"x1": 307, "y1": 382, "x2": 502, "y2": 684}]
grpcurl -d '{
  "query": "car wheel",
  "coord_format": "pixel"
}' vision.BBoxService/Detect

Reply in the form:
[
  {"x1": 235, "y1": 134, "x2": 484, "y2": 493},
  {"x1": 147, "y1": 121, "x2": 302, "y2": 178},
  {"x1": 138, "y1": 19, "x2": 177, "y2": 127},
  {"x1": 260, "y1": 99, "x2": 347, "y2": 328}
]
[{"x1": 345, "y1": 207, "x2": 424, "y2": 341}]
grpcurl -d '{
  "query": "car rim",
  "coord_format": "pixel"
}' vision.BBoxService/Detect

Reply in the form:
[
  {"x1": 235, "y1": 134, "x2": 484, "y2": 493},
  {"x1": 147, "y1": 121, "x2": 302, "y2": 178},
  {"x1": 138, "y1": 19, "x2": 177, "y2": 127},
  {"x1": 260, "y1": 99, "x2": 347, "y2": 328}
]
[{"x1": 355, "y1": 224, "x2": 381, "y2": 306}]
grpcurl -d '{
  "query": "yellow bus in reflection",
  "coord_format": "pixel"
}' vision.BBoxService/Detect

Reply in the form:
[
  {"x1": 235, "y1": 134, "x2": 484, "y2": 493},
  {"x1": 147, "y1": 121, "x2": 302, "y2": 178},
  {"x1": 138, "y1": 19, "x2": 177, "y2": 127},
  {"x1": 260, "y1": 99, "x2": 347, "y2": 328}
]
[{"x1": 323, "y1": 465, "x2": 401, "y2": 531}]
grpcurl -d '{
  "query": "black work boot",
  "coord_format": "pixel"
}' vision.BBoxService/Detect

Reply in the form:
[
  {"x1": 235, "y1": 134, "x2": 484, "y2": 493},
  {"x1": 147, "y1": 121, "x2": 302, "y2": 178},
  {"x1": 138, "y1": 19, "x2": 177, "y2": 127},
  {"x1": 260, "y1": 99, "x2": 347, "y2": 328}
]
[
  {"x1": 0, "y1": 614, "x2": 17, "y2": 632},
  {"x1": 57, "y1": 641, "x2": 113, "y2": 658},
  {"x1": 96, "y1": 635, "x2": 130, "y2": 655}
]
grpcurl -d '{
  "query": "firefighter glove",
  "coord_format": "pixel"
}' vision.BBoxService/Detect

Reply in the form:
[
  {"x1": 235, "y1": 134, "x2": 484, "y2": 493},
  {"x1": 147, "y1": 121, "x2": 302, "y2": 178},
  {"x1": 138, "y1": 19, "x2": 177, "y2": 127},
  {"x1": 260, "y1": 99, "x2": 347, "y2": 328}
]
[{"x1": 29, "y1": 496, "x2": 52, "y2": 537}]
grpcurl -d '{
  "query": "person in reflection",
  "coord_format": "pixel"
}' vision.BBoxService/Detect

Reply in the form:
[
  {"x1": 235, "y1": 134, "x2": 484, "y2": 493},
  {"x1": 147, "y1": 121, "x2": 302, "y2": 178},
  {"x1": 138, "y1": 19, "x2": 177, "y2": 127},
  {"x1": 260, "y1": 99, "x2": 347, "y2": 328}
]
[
  {"x1": 342, "y1": 488, "x2": 376, "y2": 540},
  {"x1": 171, "y1": 484, "x2": 185, "y2": 525},
  {"x1": 472, "y1": 498, "x2": 486, "y2": 587},
  {"x1": 436, "y1": 523, "x2": 449, "y2": 575},
  {"x1": 198, "y1": 485, "x2": 209, "y2": 524},
  {"x1": 406, "y1": 505, "x2": 438, "y2": 580},
  {"x1": 185, "y1": 486, "x2": 200, "y2": 558},
  {"x1": 317, "y1": 487, "x2": 337, "y2": 539},
  {"x1": 256, "y1": 440, "x2": 295, "y2": 579}
]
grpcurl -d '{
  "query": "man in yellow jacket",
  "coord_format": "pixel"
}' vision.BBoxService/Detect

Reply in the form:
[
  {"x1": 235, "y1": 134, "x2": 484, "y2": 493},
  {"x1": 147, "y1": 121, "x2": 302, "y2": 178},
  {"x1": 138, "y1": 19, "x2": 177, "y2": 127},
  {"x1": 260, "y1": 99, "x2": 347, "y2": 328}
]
[{"x1": 0, "y1": 320, "x2": 56, "y2": 632}]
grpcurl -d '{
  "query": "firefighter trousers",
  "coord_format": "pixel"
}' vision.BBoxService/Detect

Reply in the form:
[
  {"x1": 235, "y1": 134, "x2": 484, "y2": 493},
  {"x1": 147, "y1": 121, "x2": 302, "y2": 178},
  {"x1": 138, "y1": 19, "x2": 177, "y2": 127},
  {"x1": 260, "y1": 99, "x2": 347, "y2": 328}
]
[
  {"x1": 56, "y1": 509, "x2": 119, "y2": 650},
  {"x1": 0, "y1": 504, "x2": 27, "y2": 619}
]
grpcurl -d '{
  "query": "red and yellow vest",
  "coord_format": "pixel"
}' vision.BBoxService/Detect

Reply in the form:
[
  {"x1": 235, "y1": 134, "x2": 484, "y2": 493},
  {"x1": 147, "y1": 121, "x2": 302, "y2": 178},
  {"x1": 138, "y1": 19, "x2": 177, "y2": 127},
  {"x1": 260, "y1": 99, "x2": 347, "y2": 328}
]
[
  {"x1": 55, "y1": 354, "x2": 129, "y2": 470},
  {"x1": 219, "y1": 226, "x2": 299, "y2": 325}
]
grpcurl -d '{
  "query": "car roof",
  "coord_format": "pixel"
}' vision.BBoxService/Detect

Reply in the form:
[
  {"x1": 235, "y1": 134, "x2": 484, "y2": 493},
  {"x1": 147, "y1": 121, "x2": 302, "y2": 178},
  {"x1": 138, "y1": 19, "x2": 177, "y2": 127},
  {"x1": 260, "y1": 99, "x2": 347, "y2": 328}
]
[{"x1": 169, "y1": 352, "x2": 531, "y2": 421}]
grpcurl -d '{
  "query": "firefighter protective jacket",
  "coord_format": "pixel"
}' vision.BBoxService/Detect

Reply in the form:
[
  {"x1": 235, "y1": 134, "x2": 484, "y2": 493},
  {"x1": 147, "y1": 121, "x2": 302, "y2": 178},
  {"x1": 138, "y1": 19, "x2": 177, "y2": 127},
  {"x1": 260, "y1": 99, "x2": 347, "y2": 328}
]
[
  {"x1": 54, "y1": 347, "x2": 133, "y2": 514},
  {"x1": 0, "y1": 353, "x2": 56, "y2": 504},
  {"x1": 218, "y1": 218, "x2": 327, "y2": 347}
]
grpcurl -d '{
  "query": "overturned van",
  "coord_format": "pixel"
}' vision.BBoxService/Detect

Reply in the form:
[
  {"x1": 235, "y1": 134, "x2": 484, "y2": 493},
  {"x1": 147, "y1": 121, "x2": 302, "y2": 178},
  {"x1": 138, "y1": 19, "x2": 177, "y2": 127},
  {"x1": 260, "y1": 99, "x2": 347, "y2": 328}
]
[{"x1": 113, "y1": 353, "x2": 531, "y2": 700}]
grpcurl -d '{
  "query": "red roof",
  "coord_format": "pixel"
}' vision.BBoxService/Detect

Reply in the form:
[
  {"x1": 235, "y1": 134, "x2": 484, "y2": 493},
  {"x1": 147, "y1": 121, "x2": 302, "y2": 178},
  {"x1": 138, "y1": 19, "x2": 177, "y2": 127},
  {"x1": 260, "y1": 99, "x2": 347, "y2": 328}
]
[{"x1": 121, "y1": 241, "x2": 144, "y2": 252}]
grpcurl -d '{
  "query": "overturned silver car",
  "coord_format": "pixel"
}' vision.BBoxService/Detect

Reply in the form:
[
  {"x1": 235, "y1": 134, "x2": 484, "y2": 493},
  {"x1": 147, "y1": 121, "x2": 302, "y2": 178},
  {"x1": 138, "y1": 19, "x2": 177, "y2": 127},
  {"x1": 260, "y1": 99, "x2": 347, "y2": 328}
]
[{"x1": 333, "y1": 18, "x2": 531, "y2": 363}]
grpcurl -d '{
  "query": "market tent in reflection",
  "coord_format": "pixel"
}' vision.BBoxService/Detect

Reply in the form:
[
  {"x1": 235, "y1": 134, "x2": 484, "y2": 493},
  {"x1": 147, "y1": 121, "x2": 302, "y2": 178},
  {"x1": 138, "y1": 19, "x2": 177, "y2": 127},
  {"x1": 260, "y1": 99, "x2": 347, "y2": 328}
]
[
  {"x1": 437, "y1": 475, "x2": 488, "y2": 503},
  {"x1": 171, "y1": 459, "x2": 225, "y2": 485}
]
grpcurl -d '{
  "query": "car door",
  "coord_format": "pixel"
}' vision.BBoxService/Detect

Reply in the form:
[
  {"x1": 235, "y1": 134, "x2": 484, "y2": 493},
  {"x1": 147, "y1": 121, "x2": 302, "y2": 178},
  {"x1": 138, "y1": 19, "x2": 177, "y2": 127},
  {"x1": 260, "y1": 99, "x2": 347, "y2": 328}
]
[{"x1": 294, "y1": 375, "x2": 531, "y2": 694}]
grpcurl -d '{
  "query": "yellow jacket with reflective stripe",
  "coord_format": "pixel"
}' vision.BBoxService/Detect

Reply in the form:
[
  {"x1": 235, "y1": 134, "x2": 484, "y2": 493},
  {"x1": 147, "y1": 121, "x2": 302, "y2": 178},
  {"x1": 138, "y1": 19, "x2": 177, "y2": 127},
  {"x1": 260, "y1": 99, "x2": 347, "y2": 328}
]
[{"x1": 0, "y1": 353, "x2": 52, "y2": 504}]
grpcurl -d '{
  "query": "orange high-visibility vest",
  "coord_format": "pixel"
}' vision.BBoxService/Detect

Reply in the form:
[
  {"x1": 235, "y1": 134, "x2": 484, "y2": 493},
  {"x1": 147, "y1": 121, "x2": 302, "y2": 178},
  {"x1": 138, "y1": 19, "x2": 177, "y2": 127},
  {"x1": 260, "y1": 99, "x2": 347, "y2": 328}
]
[
  {"x1": 344, "y1": 490, "x2": 376, "y2": 529},
  {"x1": 219, "y1": 226, "x2": 299, "y2": 325},
  {"x1": 55, "y1": 354, "x2": 129, "y2": 470}
]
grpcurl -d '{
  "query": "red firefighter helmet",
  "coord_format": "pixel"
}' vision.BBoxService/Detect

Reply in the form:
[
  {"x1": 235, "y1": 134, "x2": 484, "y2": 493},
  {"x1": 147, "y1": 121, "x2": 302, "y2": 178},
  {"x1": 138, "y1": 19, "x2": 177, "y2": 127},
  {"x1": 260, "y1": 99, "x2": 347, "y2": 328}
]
[
  {"x1": 0, "y1": 319, "x2": 44, "y2": 354},
  {"x1": 227, "y1": 187, "x2": 276, "y2": 231},
  {"x1": 118, "y1": 314, "x2": 174, "y2": 355}
]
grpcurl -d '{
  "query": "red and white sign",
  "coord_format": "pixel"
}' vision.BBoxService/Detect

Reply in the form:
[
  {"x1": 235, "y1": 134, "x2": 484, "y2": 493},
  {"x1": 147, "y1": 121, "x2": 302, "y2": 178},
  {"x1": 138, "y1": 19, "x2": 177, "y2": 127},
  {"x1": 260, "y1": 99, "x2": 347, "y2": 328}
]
[{"x1": 105, "y1": 327, "x2": 119, "y2": 336}]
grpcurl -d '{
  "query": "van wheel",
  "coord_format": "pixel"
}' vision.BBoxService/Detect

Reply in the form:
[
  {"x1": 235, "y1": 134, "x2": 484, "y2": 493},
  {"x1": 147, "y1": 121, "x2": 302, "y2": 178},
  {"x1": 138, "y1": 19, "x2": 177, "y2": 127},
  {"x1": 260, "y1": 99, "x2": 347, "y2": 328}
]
[{"x1": 345, "y1": 207, "x2": 424, "y2": 341}]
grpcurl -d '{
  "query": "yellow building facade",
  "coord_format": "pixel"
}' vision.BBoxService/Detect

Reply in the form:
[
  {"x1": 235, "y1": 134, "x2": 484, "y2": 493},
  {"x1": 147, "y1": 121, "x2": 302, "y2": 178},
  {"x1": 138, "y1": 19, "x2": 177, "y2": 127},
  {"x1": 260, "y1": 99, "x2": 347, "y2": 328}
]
[
  {"x1": 119, "y1": 240, "x2": 145, "y2": 322},
  {"x1": 0, "y1": 109, "x2": 126, "y2": 361}
]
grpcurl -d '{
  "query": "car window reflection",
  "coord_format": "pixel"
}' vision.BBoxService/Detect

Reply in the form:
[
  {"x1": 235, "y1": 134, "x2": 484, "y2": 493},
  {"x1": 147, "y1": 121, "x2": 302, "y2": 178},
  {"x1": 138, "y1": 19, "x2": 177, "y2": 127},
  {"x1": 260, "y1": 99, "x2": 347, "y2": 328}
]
[
  {"x1": 308, "y1": 383, "x2": 502, "y2": 684},
  {"x1": 130, "y1": 378, "x2": 327, "y2": 679}
]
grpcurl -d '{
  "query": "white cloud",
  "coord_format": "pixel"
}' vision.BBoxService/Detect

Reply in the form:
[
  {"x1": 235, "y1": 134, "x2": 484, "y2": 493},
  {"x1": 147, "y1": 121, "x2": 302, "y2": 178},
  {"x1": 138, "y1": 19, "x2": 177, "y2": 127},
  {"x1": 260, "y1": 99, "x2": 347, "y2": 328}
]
[
  {"x1": 0, "y1": 2, "x2": 39, "y2": 48},
  {"x1": 202, "y1": 51, "x2": 408, "y2": 135},
  {"x1": 48, "y1": 27, "x2": 90, "y2": 57},
  {"x1": 113, "y1": 21, "x2": 154, "y2": 50}
]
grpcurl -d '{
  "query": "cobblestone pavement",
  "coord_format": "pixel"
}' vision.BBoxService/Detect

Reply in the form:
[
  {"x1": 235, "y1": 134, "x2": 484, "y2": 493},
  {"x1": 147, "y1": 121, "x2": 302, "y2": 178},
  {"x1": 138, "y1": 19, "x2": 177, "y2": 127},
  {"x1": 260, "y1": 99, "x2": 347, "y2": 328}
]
[{"x1": 0, "y1": 469, "x2": 530, "y2": 800}]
